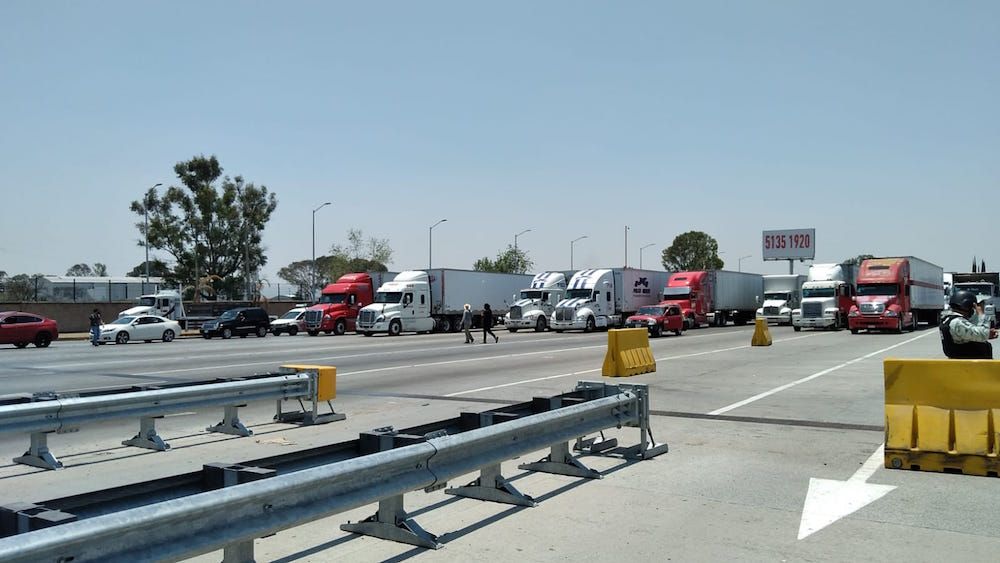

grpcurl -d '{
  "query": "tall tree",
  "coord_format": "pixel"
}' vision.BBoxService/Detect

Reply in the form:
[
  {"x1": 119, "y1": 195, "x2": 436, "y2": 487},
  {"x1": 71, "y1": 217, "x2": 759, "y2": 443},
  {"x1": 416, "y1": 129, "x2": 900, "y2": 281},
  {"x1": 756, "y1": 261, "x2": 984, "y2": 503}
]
[
  {"x1": 661, "y1": 231, "x2": 723, "y2": 271},
  {"x1": 474, "y1": 245, "x2": 534, "y2": 274},
  {"x1": 131, "y1": 155, "x2": 278, "y2": 300},
  {"x1": 278, "y1": 229, "x2": 393, "y2": 297},
  {"x1": 65, "y1": 263, "x2": 94, "y2": 276},
  {"x1": 93, "y1": 263, "x2": 108, "y2": 277},
  {"x1": 2, "y1": 273, "x2": 43, "y2": 301},
  {"x1": 126, "y1": 259, "x2": 172, "y2": 278}
]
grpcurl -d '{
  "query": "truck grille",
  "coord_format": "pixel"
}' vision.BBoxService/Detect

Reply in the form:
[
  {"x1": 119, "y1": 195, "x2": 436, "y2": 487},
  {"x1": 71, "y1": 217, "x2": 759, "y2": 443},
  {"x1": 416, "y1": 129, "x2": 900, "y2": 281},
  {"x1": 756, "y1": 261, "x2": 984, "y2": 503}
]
[
  {"x1": 802, "y1": 302, "x2": 823, "y2": 318},
  {"x1": 860, "y1": 302, "x2": 884, "y2": 315},
  {"x1": 764, "y1": 306, "x2": 780, "y2": 315},
  {"x1": 555, "y1": 307, "x2": 574, "y2": 322},
  {"x1": 509, "y1": 306, "x2": 522, "y2": 320},
  {"x1": 359, "y1": 310, "x2": 377, "y2": 325},
  {"x1": 304, "y1": 309, "x2": 322, "y2": 327}
]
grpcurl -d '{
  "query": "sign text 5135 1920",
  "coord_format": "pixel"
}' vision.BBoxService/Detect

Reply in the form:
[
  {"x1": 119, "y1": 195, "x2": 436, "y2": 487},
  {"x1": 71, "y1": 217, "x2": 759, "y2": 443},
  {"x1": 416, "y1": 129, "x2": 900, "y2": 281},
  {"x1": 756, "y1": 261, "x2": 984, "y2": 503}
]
[{"x1": 762, "y1": 229, "x2": 816, "y2": 261}]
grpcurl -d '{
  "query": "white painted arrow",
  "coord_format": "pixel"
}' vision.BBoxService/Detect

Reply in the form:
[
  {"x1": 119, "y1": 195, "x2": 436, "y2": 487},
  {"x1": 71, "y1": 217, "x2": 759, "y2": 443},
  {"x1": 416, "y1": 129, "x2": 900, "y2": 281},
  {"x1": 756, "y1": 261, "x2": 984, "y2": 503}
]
[{"x1": 797, "y1": 444, "x2": 896, "y2": 540}]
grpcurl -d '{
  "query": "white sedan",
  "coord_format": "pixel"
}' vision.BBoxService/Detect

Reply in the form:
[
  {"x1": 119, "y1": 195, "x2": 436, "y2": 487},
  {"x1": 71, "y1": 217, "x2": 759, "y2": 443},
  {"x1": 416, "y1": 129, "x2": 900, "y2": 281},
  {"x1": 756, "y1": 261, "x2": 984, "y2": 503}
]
[{"x1": 100, "y1": 315, "x2": 182, "y2": 345}]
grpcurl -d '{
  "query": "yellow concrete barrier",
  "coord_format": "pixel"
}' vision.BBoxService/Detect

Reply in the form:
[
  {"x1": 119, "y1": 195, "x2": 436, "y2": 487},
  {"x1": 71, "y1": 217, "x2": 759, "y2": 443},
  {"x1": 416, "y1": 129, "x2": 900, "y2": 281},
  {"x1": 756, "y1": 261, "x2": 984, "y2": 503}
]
[
  {"x1": 884, "y1": 358, "x2": 1000, "y2": 477},
  {"x1": 281, "y1": 364, "x2": 337, "y2": 401},
  {"x1": 751, "y1": 318, "x2": 772, "y2": 346},
  {"x1": 602, "y1": 328, "x2": 656, "y2": 377}
]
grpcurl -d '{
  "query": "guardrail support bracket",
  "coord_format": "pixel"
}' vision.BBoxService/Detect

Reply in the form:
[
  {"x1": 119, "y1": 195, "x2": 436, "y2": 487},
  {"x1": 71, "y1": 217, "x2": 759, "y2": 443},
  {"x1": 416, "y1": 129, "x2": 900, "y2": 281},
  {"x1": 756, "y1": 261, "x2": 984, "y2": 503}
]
[
  {"x1": 519, "y1": 441, "x2": 601, "y2": 479},
  {"x1": 341, "y1": 494, "x2": 440, "y2": 549},
  {"x1": 207, "y1": 405, "x2": 253, "y2": 437},
  {"x1": 13, "y1": 432, "x2": 62, "y2": 470},
  {"x1": 445, "y1": 463, "x2": 536, "y2": 507},
  {"x1": 122, "y1": 416, "x2": 171, "y2": 451}
]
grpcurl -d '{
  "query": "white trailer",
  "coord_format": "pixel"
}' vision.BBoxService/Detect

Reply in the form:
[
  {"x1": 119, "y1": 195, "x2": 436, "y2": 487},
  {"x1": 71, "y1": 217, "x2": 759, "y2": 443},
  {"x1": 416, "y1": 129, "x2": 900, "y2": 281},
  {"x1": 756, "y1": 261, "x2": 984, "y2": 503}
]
[
  {"x1": 904, "y1": 257, "x2": 946, "y2": 318},
  {"x1": 710, "y1": 271, "x2": 764, "y2": 324},
  {"x1": 756, "y1": 274, "x2": 806, "y2": 325},
  {"x1": 551, "y1": 268, "x2": 671, "y2": 332}
]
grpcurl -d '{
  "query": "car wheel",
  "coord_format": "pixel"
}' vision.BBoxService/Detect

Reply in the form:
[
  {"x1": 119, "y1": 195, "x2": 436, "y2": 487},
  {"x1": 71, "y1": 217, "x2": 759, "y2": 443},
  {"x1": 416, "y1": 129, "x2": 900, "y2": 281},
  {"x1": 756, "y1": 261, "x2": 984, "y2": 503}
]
[
  {"x1": 14, "y1": 342, "x2": 29, "y2": 349},
  {"x1": 388, "y1": 320, "x2": 402, "y2": 336},
  {"x1": 535, "y1": 317, "x2": 547, "y2": 332},
  {"x1": 256, "y1": 326, "x2": 267, "y2": 338},
  {"x1": 272, "y1": 328, "x2": 281, "y2": 336},
  {"x1": 289, "y1": 326, "x2": 298, "y2": 336},
  {"x1": 162, "y1": 330, "x2": 175, "y2": 342},
  {"x1": 334, "y1": 319, "x2": 346, "y2": 336},
  {"x1": 222, "y1": 328, "x2": 233, "y2": 339},
  {"x1": 651, "y1": 325, "x2": 662, "y2": 338},
  {"x1": 203, "y1": 334, "x2": 212, "y2": 339},
  {"x1": 115, "y1": 331, "x2": 129, "y2": 345},
  {"x1": 33, "y1": 332, "x2": 52, "y2": 348}
]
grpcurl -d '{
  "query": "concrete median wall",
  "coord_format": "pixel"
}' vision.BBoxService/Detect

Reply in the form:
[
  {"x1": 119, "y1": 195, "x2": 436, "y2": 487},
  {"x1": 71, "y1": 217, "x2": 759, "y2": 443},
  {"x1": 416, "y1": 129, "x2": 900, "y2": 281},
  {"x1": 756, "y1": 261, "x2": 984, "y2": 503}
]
[{"x1": 0, "y1": 302, "x2": 299, "y2": 332}]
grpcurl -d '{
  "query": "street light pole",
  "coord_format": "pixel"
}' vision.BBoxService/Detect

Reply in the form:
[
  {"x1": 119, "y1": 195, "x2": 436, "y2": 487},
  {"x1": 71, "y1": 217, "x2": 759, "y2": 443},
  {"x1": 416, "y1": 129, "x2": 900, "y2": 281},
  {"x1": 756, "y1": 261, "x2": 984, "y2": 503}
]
[
  {"x1": 738, "y1": 254, "x2": 752, "y2": 272},
  {"x1": 312, "y1": 202, "x2": 331, "y2": 301},
  {"x1": 624, "y1": 225, "x2": 630, "y2": 268},
  {"x1": 640, "y1": 243, "x2": 655, "y2": 269},
  {"x1": 429, "y1": 219, "x2": 447, "y2": 270},
  {"x1": 144, "y1": 183, "x2": 162, "y2": 283},
  {"x1": 570, "y1": 235, "x2": 588, "y2": 270},
  {"x1": 514, "y1": 228, "x2": 531, "y2": 255}
]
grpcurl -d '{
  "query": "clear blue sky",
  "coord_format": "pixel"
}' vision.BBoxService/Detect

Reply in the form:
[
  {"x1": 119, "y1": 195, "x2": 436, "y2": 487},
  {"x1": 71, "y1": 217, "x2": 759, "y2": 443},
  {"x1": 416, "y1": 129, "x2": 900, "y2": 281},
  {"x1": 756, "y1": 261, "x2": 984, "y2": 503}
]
[{"x1": 2, "y1": 1, "x2": 997, "y2": 288}]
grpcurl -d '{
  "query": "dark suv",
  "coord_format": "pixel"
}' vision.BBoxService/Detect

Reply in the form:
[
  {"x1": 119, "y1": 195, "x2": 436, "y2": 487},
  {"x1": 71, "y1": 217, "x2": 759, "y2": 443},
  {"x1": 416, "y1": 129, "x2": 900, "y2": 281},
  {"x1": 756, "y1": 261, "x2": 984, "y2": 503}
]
[{"x1": 200, "y1": 307, "x2": 270, "y2": 339}]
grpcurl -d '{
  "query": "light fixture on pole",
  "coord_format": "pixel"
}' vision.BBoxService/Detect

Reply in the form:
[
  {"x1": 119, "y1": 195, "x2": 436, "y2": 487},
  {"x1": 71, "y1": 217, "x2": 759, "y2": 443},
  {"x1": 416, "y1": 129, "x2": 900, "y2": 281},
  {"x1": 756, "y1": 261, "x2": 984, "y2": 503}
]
[
  {"x1": 570, "y1": 235, "x2": 588, "y2": 270},
  {"x1": 312, "y1": 202, "x2": 331, "y2": 300},
  {"x1": 144, "y1": 183, "x2": 162, "y2": 283},
  {"x1": 640, "y1": 243, "x2": 655, "y2": 269},
  {"x1": 738, "y1": 254, "x2": 752, "y2": 272},
  {"x1": 624, "y1": 225, "x2": 630, "y2": 268},
  {"x1": 429, "y1": 219, "x2": 447, "y2": 269},
  {"x1": 514, "y1": 229, "x2": 531, "y2": 254}
]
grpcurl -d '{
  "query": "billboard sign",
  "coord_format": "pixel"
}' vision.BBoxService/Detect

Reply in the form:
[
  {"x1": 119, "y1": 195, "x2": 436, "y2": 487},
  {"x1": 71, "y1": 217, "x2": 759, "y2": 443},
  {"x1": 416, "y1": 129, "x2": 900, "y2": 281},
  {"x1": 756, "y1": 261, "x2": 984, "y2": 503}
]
[{"x1": 762, "y1": 229, "x2": 815, "y2": 261}]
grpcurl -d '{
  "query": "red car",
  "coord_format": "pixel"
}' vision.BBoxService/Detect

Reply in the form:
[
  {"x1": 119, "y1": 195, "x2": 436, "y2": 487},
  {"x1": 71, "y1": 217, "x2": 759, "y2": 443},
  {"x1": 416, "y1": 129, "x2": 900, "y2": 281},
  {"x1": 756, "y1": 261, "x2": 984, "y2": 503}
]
[
  {"x1": 0, "y1": 311, "x2": 59, "y2": 348},
  {"x1": 625, "y1": 304, "x2": 685, "y2": 337}
]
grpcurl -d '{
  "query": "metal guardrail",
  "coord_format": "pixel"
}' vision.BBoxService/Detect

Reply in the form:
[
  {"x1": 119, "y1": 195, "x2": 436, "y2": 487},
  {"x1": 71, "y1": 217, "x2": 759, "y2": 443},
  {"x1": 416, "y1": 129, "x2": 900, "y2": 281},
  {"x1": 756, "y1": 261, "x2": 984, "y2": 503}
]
[
  {"x1": 0, "y1": 371, "x2": 343, "y2": 470},
  {"x1": 0, "y1": 381, "x2": 666, "y2": 562}
]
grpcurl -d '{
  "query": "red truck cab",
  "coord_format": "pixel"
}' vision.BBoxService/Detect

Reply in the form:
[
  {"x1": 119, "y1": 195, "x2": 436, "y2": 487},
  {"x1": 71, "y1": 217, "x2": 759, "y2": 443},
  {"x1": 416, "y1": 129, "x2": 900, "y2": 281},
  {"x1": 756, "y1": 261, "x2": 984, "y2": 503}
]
[
  {"x1": 661, "y1": 271, "x2": 711, "y2": 329},
  {"x1": 304, "y1": 273, "x2": 377, "y2": 336},
  {"x1": 849, "y1": 259, "x2": 914, "y2": 333},
  {"x1": 625, "y1": 304, "x2": 684, "y2": 337}
]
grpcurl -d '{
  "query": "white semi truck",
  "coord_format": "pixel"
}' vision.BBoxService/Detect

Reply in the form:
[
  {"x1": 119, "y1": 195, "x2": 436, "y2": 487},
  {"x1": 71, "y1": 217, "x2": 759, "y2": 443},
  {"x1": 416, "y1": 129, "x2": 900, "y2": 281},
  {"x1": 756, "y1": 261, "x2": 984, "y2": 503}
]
[
  {"x1": 792, "y1": 263, "x2": 857, "y2": 331},
  {"x1": 550, "y1": 268, "x2": 671, "y2": 332},
  {"x1": 755, "y1": 274, "x2": 806, "y2": 325},
  {"x1": 356, "y1": 269, "x2": 532, "y2": 336},
  {"x1": 504, "y1": 272, "x2": 569, "y2": 333}
]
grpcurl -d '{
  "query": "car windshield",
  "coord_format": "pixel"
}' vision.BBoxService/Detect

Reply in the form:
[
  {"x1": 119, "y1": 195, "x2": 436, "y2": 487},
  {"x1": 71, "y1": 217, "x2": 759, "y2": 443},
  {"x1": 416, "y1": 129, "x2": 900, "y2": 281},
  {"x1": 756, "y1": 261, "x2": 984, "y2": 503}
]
[
  {"x1": 319, "y1": 293, "x2": 347, "y2": 304},
  {"x1": 520, "y1": 290, "x2": 542, "y2": 300},
  {"x1": 637, "y1": 306, "x2": 665, "y2": 316},
  {"x1": 764, "y1": 292, "x2": 790, "y2": 301},
  {"x1": 137, "y1": 297, "x2": 156, "y2": 307},
  {"x1": 663, "y1": 287, "x2": 691, "y2": 298},
  {"x1": 375, "y1": 292, "x2": 403, "y2": 304},
  {"x1": 565, "y1": 289, "x2": 593, "y2": 300},
  {"x1": 280, "y1": 310, "x2": 303, "y2": 320},
  {"x1": 109, "y1": 316, "x2": 134, "y2": 325},
  {"x1": 802, "y1": 287, "x2": 834, "y2": 298},
  {"x1": 957, "y1": 283, "x2": 993, "y2": 296},
  {"x1": 857, "y1": 283, "x2": 898, "y2": 296},
  {"x1": 220, "y1": 310, "x2": 239, "y2": 320}
]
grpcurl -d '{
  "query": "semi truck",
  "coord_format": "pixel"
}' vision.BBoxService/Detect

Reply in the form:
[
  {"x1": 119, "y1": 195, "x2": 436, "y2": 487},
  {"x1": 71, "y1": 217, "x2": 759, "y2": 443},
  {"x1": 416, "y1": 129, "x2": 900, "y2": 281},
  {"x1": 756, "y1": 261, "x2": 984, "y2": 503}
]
[
  {"x1": 303, "y1": 272, "x2": 397, "y2": 336},
  {"x1": 949, "y1": 272, "x2": 999, "y2": 327},
  {"x1": 356, "y1": 269, "x2": 532, "y2": 336},
  {"x1": 792, "y1": 263, "x2": 856, "y2": 331},
  {"x1": 661, "y1": 270, "x2": 764, "y2": 328},
  {"x1": 550, "y1": 268, "x2": 671, "y2": 332},
  {"x1": 848, "y1": 257, "x2": 944, "y2": 333},
  {"x1": 755, "y1": 274, "x2": 807, "y2": 325},
  {"x1": 504, "y1": 271, "x2": 569, "y2": 333}
]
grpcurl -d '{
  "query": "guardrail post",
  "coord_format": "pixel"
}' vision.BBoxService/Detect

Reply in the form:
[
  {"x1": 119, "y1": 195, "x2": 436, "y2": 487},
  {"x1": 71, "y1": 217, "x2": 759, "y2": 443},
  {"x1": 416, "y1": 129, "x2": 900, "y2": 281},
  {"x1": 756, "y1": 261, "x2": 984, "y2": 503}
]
[
  {"x1": 122, "y1": 416, "x2": 170, "y2": 451},
  {"x1": 341, "y1": 494, "x2": 440, "y2": 549},
  {"x1": 445, "y1": 462, "x2": 536, "y2": 507},
  {"x1": 616, "y1": 384, "x2": 669, "y2": 460},
  {"x1": 206, "y1": 405, "x2": 253, "y2": 437},
  {"x1": 519, "y1": 441, "x2": 601, "y2": 479},
  {"x1": 276, "y1": 365, "x2": 345, "y2": 425},
  {"x1": 204, "y1": 463, "x2": 277, "y2": 563},
  {"x1": 13, "y1": 432, "x2": 62, "y2": 470}
]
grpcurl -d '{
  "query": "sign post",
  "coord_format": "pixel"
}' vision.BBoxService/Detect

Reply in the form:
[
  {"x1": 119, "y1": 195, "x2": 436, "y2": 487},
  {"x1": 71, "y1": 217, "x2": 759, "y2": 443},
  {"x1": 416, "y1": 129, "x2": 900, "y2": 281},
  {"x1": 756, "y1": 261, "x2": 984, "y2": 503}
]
[{"x1": 762, "y1": 229, "x2": 816, "y2": 274}]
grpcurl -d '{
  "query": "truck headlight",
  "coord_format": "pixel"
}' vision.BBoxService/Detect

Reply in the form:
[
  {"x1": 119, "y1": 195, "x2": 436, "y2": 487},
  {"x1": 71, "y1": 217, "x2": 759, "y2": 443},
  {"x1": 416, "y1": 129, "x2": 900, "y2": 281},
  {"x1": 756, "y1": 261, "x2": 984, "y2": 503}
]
[
  {"x1": 849, "y1": 310, "x2": 860, "y2": 317},
  {"x1": 885, "y1": 310, "x2": 898, "y2": 317}
]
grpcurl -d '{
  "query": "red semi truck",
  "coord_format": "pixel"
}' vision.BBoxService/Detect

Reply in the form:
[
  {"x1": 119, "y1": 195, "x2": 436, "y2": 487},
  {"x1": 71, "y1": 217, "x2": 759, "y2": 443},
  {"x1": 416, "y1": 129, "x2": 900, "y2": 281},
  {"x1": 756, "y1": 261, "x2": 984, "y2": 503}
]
[
  {"x1": 303, "y1": 272, "x2": 396, "y2": 336},
  {"x1": 661, "y1": 270, "x2": 764, "y2": 328},
  {"x1": 848, "y1": 257, "x2": 944, "y2": 334}
]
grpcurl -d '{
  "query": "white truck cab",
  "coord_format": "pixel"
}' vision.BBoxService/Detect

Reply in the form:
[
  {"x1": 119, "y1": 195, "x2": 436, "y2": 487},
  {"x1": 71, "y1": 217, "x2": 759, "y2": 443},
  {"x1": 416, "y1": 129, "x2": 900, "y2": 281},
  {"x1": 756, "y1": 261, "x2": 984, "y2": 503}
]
[
  {"x1": 120, "y1": 290, "x2": 185, "y2": 321},
  {"x1": 356, "y1": 271, "x2": 435, "y2": 336},
  {"x1": 756, "y1": 274, "x2": 806, "y2": 325},
  {"x1": 551, "y1": 269, "x2": 615, "y2": 332},
  {"x1": 505, "y1": 272, "x2": 567, "y2": 332}
]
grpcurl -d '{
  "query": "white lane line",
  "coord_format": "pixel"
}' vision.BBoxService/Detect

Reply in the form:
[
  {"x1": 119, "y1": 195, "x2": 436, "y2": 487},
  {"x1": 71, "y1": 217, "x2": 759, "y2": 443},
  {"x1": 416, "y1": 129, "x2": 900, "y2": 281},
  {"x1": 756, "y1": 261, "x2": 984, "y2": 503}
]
[
  {"x1": 707, "y1": 331, "x2": 934, "y2": 416},
  {"x1": 443, "y1": 333, "x2": 821, "y2": 397}
]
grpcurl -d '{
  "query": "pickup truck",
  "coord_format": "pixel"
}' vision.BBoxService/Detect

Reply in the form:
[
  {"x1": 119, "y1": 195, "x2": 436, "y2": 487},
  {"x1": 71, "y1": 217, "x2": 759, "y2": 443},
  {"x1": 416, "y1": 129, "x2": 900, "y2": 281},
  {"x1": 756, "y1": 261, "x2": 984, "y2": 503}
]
[{"x1": 625, "y1": 304, "x2": 684, "y2": 337}]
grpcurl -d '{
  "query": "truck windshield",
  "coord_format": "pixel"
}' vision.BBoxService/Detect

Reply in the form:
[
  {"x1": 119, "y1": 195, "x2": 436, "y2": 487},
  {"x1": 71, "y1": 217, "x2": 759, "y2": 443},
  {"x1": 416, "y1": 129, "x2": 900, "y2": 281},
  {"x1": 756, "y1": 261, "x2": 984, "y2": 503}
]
[
  {"x1": 857, "y1": 284, "x2": 898, "y2": 296},
  {"x1": 802, "y1": 288, "x2": 834, "y2": 298},
  {"x1": 636, "y1": 306, "x2": 665, "y2": 316},
  {"x1": 662, "y1": 287, "x2": 691, "y2": 298},
  {"x1": 520, "y1": 291, "x2": 543, "y2": 300},
  {"x1": 374, "y1": 292, "x2": 403, "y2": 304},
  {"x1": 956, "y1": 283, "x2": 993, "y2": 296},
  {"x1": 565, "y1": 289, "x2": 593, "y2": 300},
  {"x1": 319, "y1": 294, "x2": 347, "y2": 304},
  {"x1": 764, "y1": 292, "x2": 790, "y2": 301},
  {"x1": 138, "y1": 297, "x2": 156, "y2": 307}
]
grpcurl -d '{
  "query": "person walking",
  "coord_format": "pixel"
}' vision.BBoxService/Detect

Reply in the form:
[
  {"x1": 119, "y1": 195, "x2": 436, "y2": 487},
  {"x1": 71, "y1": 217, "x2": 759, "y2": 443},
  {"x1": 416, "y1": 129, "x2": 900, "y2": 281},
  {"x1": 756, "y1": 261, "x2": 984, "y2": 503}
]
[
  {"x1": 461, "y1": 304, "x2": 474, "y2": 344},
  {"x1": 940, "y1": 290, "x2": 997, "y2": 358},
  {"x1": 89, "y1": 308, "x2": 103, "y2": 347},
  {"x1": 482, "y1": 303, "x2": 499, "y2": 344}
]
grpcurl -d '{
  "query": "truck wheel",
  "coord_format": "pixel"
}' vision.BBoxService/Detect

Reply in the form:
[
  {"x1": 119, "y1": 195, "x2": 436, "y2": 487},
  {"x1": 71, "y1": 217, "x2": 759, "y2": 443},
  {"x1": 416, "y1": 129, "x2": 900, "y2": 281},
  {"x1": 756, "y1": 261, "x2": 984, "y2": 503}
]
[
  {"x1": 388, "y1": 320, "x2": 402, "y2": 336},
  {"x1": 585, "y1": 316, "x2": 596, "y2": 333},
  {"x1": 896, "y1": 319, "x2": 903, "y2": 333},
  {"x1": 793, "y1": 325, "x2": 801, "y2": 332},
  {"x1": 850, "y1": 328, "x2": 859, "y2": 335},
  {"x1": 307, "y1": 330, "x2": 319, "y2": 337},
  {"x1": 451, "y1": 316, "x2": 462, "y2": 332},
  {"x1": 554, "y1": 329, "x2": 564, "y2": 333},
  {"x1": 362, "y1": 331, "x2": 373, "y2": 337},
  {"x1": 334, "y1": 319, "x2": 346, "y2": 336},
  {"x1": 289, "y1": 326, "x2": 298, "y2": 336},
  {"x1": 14, "y1": 342, "x2": 28, "y2": 348},
  {"x1": 674, "y1": 328, "x2": 682, "y2": 336},
  {"x1": 438, "y1": 317, "x2": 452, "y2": 333},
  {"x1": 535, "y1": 316, "x2": 547, "y2": 332},
  {"x1": 508, "y1": 328, "x2": 519, "y2": 333}
]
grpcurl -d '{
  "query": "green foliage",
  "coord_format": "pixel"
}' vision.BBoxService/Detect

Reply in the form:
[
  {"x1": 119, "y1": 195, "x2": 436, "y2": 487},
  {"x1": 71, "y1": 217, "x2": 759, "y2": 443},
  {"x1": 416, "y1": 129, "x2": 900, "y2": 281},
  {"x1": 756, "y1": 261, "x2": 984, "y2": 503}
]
[
  {"x1": 474, "y1": 245, "x2": 534, "y2": 274},
  {"x1": 1, "y1": 273, "x2": 44, "y2": 301},
  {"x1": 126, "y1": 260, "x2": 172, "y2": 278},
  {"x1": 65, "y1": 263, "x2": 93, "y2": 276},
  {"x1": 130, "y1": 155, "x2": 278, "y2": 299},
  {"x1": 278, "y1": 229, "x2": 393, "y2": 297},
  {"x1": 843, "y1": 254, "x2": 875, "y2": 266},
  {"x1": 661, "y1": 231, "x2": 724, "y2": 271}
]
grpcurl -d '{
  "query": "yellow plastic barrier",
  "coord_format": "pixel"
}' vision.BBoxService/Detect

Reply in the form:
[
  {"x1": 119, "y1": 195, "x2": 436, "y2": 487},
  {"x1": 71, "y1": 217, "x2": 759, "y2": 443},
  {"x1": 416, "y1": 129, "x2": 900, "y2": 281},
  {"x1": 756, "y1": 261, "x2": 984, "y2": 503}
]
[
  {"x1": 281, "y1": 364, "x2": 337, "y2": 401},
  {"x1": 751, "y1": 318, "x2": 772, "y2": 346},
  {"x1": 884, "y1": 358, "x2": 1000, "y2": 477},
  {"x1": 602, "y1": 328, "x2": 656, "y2": 377}
]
